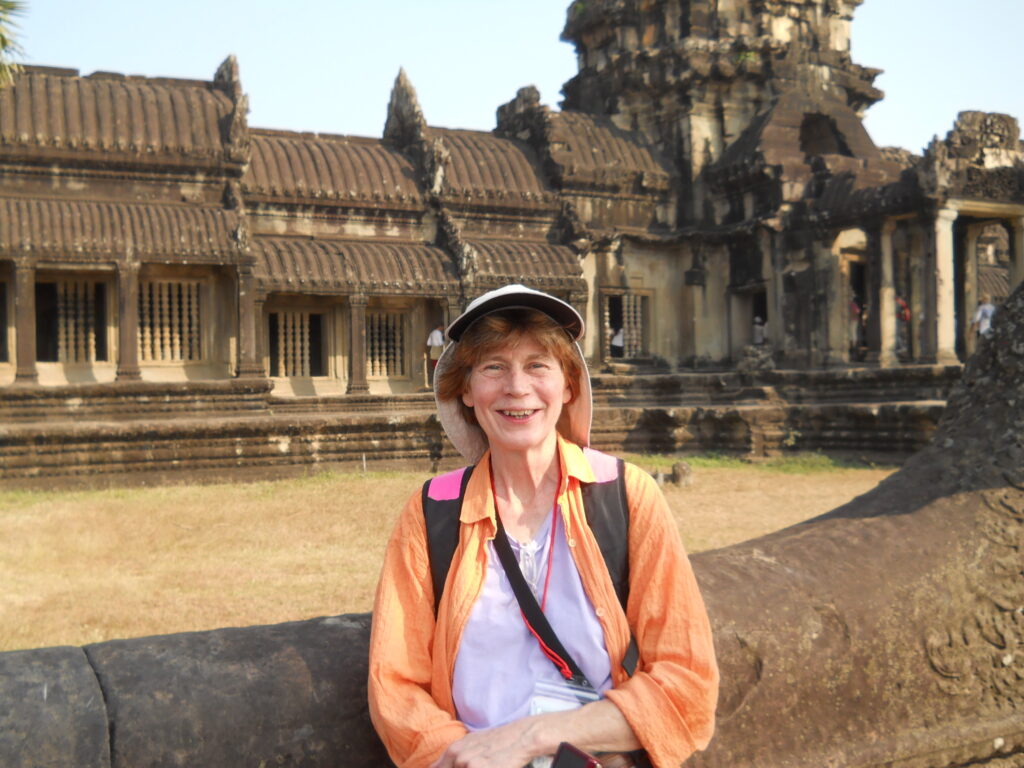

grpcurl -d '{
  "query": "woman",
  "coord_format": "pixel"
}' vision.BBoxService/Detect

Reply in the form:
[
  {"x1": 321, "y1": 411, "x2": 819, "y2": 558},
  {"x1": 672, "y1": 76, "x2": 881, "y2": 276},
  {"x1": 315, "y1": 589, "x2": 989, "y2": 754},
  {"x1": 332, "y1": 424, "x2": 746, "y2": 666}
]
[{"x1": 369, "y1": 285, "x2": 718, "y2": 768}]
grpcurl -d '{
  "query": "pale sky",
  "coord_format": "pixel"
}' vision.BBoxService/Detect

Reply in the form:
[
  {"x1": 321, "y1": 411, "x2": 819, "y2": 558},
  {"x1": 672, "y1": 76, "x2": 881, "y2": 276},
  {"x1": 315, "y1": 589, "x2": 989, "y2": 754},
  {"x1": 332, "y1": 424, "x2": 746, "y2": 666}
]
[{"x1": 17, "y1": 1, "x2": 1024, "y2": 155}]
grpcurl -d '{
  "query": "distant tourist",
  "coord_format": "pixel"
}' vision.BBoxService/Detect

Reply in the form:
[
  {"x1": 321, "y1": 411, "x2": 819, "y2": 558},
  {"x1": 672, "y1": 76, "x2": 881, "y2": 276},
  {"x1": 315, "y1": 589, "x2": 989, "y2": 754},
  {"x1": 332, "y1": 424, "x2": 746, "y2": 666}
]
[
  {"x1": 610, "y1": 326, "x2": 625, "y2": 358},
  {"x1": 752, "y1": 316, "x2": 766, "y2": 346},
  {"x1": 426, "y1": 324, "x2": 445, "y2": 382},
  {"x1": 972, "y1": 295, "x2": 996, "y2": 339},
  {"x1": 369, "y1": 284, "x2": 718, "y2": 768},
  {"x1": 849, "y1": 296, "x2": 863, "y2": 351},
  {"x1": 896, "y1": 295, "x2": 910, "y2": 354}
]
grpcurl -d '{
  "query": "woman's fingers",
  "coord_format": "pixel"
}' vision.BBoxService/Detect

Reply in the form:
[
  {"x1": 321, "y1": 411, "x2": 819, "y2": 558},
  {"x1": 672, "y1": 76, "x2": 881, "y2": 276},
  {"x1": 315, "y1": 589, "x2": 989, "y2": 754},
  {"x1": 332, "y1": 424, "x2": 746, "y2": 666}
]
[{"x1": 433, "y1": 721, "x2": 540, "y2": 768}]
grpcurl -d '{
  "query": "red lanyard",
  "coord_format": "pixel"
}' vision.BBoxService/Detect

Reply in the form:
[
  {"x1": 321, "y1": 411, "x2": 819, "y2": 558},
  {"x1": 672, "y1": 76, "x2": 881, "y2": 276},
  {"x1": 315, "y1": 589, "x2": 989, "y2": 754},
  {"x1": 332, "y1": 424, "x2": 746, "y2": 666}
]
[
  {"x1": 490, "y1": 464, "x2": 575, "y2": 679},
  {"x1": 489, "y1": 466, "x2": 560, "y2": 611}
]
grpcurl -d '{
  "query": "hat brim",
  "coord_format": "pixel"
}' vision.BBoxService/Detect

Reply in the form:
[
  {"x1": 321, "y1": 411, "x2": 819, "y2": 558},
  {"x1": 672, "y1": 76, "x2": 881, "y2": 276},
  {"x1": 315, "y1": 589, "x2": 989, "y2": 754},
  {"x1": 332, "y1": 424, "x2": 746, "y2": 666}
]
[{"x1": 446, "y1": 286, "x2": 584, "y2": 342}]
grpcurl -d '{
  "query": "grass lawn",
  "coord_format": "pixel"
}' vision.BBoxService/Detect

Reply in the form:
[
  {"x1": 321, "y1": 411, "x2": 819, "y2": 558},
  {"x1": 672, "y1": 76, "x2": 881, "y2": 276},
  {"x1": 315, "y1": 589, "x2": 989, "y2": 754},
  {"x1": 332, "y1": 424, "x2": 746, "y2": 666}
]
[{"x1": 0, "y1": 454, "x2": 895, "y2": 652}]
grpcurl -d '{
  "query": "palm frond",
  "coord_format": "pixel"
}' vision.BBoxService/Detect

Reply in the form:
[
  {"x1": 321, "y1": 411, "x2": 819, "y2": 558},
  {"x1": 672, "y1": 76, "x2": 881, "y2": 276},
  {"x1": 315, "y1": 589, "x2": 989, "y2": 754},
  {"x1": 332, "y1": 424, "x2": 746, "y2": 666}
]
[{"x1": 0, "y1": 0, "x2": 25, "y2": 89}]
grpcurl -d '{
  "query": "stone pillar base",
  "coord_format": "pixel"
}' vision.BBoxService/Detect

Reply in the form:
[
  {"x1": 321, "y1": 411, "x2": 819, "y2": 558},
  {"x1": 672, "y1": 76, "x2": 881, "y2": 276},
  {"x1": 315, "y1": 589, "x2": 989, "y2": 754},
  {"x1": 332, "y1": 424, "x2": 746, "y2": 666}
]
[
  {"x1": 866, "y1": 350, "x2": 897, "y2": 368},
  {"x1": 116, "y1": 367, "x2": 143, "y2": 382},
  {"x1": 236, "y1": 363, "x2": 266, "y2": 379}
]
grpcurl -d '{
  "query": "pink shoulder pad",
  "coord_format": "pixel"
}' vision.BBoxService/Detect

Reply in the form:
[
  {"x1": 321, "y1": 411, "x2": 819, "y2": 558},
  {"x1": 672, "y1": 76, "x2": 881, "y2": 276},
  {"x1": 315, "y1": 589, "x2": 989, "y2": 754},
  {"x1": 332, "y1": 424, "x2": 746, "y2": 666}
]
[
  {"x1": 583, "y1": 447, "x2": 620, "y2": 483},
  {"x1": 427, "y1": 467, "x2": 468, "y2": 501}
]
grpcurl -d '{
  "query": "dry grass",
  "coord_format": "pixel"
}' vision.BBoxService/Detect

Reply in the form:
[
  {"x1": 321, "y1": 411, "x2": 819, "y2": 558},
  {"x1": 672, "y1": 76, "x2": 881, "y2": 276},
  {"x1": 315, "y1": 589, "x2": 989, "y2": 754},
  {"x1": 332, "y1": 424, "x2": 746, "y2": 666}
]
[{"x1": 0, "y1": 460, "x2": 894, "y2": 652}]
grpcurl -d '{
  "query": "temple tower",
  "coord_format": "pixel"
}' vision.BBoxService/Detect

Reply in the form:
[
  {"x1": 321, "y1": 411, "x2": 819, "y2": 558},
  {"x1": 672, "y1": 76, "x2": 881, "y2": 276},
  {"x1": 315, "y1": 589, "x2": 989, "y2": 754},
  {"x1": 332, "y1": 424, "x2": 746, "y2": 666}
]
[{"x1": 560, "y1": 0, "x2": 883, "y2": 221}]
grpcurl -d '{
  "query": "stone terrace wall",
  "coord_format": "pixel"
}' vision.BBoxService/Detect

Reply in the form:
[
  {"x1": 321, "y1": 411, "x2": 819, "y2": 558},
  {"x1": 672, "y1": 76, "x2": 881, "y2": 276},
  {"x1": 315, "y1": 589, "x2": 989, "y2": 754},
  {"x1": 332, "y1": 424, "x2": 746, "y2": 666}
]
[{"x1": 0, "y1": 367, "x2": 959, "y2": 486}]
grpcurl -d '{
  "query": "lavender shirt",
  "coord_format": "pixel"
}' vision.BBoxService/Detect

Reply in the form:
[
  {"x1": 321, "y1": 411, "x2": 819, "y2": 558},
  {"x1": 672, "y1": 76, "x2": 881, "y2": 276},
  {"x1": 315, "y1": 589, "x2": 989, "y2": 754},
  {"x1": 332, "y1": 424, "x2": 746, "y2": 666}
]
[{"x1": 452, "y1": 506, "x2": 613, "y2": 730}]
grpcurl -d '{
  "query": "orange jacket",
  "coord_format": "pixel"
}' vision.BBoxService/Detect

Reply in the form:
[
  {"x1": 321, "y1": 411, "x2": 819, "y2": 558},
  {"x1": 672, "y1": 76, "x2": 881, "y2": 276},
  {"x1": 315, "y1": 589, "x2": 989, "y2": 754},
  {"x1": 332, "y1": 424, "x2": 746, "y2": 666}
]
[{"x1": 368, "y1": 437, "x2": 719, "y2": 768}]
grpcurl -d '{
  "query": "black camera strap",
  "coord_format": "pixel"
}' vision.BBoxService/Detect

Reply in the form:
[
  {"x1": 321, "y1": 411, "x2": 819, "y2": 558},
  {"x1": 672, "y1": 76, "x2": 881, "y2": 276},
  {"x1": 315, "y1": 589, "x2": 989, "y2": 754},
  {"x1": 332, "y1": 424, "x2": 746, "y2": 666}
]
[{"x1": 492, "y1": 511, "x2": 595, "y2": 693}]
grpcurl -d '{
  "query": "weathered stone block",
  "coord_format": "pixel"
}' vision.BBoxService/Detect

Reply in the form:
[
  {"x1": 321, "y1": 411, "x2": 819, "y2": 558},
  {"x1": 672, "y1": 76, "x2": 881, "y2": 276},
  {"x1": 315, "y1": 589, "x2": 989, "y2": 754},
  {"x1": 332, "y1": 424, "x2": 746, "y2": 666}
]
[
  {"x1": 83, "y1": 614, "x2": 388, "y2": 768},
  {"x1": 0, "y1": 645, "x2": 109, "y2": 768}
]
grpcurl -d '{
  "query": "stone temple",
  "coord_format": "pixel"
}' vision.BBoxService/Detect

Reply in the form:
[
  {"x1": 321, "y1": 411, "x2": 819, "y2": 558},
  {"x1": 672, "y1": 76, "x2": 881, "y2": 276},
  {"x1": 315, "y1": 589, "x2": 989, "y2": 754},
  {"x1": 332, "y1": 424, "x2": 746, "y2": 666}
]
[{"x1": 2, "y1": 0, "x2": 1022, "y2": 481}]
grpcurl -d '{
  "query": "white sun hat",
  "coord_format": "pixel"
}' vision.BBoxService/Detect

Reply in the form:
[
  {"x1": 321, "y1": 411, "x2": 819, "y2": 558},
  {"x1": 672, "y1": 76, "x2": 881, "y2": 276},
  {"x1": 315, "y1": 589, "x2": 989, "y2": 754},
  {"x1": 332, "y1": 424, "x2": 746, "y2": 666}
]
[{"x1": 434, "y1": 284, "x2": 593, "y2": 464}]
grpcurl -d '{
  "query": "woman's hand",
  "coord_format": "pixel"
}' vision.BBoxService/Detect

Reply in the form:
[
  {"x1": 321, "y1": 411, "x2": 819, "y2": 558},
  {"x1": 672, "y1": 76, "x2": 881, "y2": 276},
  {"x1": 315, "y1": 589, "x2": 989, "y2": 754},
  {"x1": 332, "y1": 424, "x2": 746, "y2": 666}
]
[
  {"x1": 430, "y1": 717, "x2": 544, "y2": 768},
  {"x1": 430, "y1": 699, "x2": 640, "y2": 768}
]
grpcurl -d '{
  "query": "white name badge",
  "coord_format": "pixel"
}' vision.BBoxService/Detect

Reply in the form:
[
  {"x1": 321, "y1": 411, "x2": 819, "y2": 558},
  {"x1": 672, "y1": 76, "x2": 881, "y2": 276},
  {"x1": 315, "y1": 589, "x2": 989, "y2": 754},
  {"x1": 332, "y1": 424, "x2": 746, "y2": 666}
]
[{"x1": 529, "y1": 678, "x2": 600, "y2": 716}]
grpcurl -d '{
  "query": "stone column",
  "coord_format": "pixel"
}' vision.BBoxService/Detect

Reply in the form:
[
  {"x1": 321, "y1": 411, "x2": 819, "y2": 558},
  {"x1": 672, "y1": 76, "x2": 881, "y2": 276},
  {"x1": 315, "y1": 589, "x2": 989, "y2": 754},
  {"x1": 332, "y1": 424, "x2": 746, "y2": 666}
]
[
  {"x1": 1010, "y1": 217, "x2": 1024, "y2": 295},
  {"x1": 727, "y1": 291, "x2": 747, "y2": 360},
  {"x1": 569, "y1": 289, "x2": 588, "y2": 330},
  {"x1": 870, "y1": 220, "x2": 897, "y2": 367},
  {"x1": 569, "y1": 288, "x2": 590, "y2": 360},
  {"x1": 115, "y1": 262, "x2": 142, "y2": 381},
  {"x1": 819, "y1": 240, "x2": 847, "y2": 367},
  {"x1": 347, "y1": 295, "x2": 369, "y2": 394},
  {"x1": 934, "y1": 208, "x2": 959, "y2": 365},
  {"x1": 236, "y1": 266, "x2": 264, "y2": 378},
  {"x1": 962, "y1": 223, "x2": 984, "y2": 359},
  {"x1": 907, "y1": 222, "x2": 929, "y2": 362},
  {"x1": 253, "y1": 296, "x2": 266, "y2": 375},
  {"x1": 13, "y1": 262, "x2": 37, "y2": 384},
  {"x1": 444, "y1": 296, "x2": 461, "y2": 327}
]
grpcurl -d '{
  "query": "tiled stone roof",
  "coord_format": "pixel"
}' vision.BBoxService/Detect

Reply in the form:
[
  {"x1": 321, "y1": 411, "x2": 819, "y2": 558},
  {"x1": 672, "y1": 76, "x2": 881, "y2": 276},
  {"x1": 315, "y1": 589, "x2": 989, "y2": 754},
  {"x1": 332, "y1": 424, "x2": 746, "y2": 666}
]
[
  {"x1": 547, "y1": 111, "x2": 673, "y2": 193},
  {"x1": 466, "y1": 239, "x2": 583, "y2": 290},
  {"x1": 0, "y1": 66, "x2": 235, "y2": 163},
  {"x1": 432, "y1": 129, "x2": 554, "y2": 206},
  {"x1": 253, "y1": 237, "x2": 457, "y2": 294},
  {"x1": 245, "y1": 131, "x2": 423, "y2": 204},
  {"x1": 0, "y1": 197, "x2": 241, "y2": 260},
  {"x1": 979, "y1": 264, "x2": 1009, "y2": 303}
]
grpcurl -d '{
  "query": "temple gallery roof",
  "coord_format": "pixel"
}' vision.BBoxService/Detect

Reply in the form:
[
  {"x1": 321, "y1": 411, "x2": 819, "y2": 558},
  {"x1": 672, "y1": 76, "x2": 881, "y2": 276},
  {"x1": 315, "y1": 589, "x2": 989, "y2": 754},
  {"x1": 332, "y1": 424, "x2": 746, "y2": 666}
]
[
  {"x1": 466, "y1": 239, "x2": 583, "y2": 288},
  {"x1": 0, "y1": 197, "x2": 242, "y2": 261},
  {"x1": 0, "y1": 66, "x2": 237, "y2": 165},
  {"x1": 545, "y1": 111, "x2": 673, "y2": 193},
  {"x1": 430, "y1": 128, "x2": 555, "y2": 207},
  {"x1": 244, "y1": 131, "x2": 423, "y2": 205},
  {"x1": 253, "y1": 236, "x2": 458, "y2": 295}
]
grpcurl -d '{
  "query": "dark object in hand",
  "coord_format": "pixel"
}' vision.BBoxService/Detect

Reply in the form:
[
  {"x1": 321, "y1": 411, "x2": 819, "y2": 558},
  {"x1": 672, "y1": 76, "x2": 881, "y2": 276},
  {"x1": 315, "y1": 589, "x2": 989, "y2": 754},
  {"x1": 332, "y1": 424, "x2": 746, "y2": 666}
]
[{"x1": 552, "y1": 742, "x2": 602, "y2": 768}]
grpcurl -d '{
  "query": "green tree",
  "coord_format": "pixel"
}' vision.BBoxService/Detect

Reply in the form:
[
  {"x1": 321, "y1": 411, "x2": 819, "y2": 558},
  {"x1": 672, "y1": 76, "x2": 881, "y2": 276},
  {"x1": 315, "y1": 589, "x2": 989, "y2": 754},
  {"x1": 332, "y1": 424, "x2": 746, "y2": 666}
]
[{"x1": 0, "y1": 0, "x2": 24, "y2": 88}]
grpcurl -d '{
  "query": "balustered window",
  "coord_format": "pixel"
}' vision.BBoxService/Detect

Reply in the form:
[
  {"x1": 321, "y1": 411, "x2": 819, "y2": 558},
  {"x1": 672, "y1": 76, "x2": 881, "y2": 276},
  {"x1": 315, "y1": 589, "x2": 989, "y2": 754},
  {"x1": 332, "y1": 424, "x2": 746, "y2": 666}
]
[
  {"x1": 0, "y1": 281, "x2": 7, "y2": 363},
  {"x1": 366, "y1": 310, "x2": 407, "y2": 378},
  {"x1": 35, "y1": 280, "x2": 109, "y2": 363},
  {"x1": 604, "y1": 292, "x2": 649, "y2": 360},
  {"x1": 138, "y1": 280, "x2": 203, "y2": 362},
  {"x1": 268, "y1": 311, "x2": 325, "y2": 377}
]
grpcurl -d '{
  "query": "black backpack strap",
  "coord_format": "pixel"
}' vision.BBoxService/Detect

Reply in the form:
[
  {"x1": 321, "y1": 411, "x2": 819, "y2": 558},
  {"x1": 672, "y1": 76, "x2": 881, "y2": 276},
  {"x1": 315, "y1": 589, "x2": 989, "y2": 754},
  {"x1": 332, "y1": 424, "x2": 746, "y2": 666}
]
[
  {"x1": 422, "y1": 465, "x2": 475, "y2": 614},
  {"x1": 422, "y1": 454, "x2": 640, "y2": 677},
  {"x1": 580, "y1": 454, "x2": 640, "y2": 677},
  {"x1": 580, "y1": 457, "x2": 630, "y2": 610}
]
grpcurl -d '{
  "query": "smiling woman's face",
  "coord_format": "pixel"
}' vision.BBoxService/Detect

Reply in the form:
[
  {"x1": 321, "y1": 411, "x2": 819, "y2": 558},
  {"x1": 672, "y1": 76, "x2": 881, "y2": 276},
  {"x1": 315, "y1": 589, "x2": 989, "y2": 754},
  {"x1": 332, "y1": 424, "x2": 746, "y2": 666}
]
[{"x1": 461, "y1": 335, "x2": 571, "y2": 458}]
